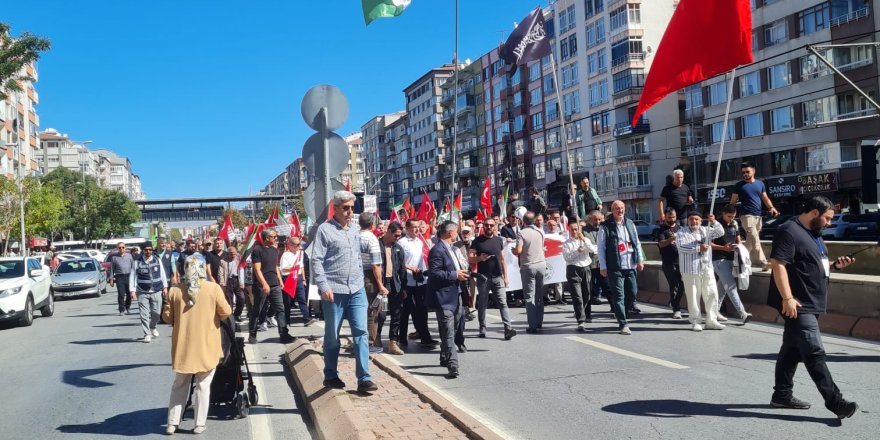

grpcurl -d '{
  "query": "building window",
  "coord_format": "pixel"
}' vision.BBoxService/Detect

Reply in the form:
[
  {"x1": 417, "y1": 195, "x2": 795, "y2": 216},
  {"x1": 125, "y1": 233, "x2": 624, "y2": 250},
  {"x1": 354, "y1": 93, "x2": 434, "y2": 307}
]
[
  {"x1": 618, "y1": 165, "x2": 649, "y2": 188},
  {"x1": 612, "y1": 68, "x2": 645, "y2": 93},
  {"x1": 535, "y1": 161, "x2": 546, "y2": 180},
  {"x1": 591, "y1": 110, "x2": 611, "y2": 136},
  {"x1": 800, "y1": 51, "x2": 831, "y2": 80},
  {"x1": 770, "y1": 106, "x2": 794, "y2": 132},
  {"x1": 684, "y1": 85, "x2": 702, "y2": 110},
  {"x1": 837, "y1": 92, "x2": 877, "y2": 119},
  {"x1": 544, "y1": 75, "x2": 555, "y2": 94},
  {"x1": 532, "y1": 137, "x2": 545, "y2": 155},
  {"x1": 739, "y1": 71, "x2": 760, "y2": 97},
  {"x1": 772, "y1": 149, "x2": 796, "y2": 175},
  {"x1": 547, "y1": 128, "x2": 560, "y2": 149},
  {"x1": 529, "y1": 63, "x2": 541, "y2": 82},
  {"x1": 741, "y1": 112, "x2": 763, "y2": 137},
  {"x1": 708, "y1": 81, "x2": 728, "y2": 105},
  {"x1": 711, "y1": 120, "x2": 735, "y2": 144},
  {"x1": 531, "y1": 112, "x2": 544, "y2": 130},
  {"x1": 561, "y1": 62, "x2": 579, "y2": 88},
  {"x1": 585, "y1": 0, "x2": 605, "y2": 19},
  {"x1": 563, "y1": 91, "x2": 580, "y2": 115},
  {"x1": 834, "y1": 44, "x2": 874, "y2": 71},
  {"x1": 597, "y1": 48, "x2": 607, "y2": 73},
  {"x1": 566, "y1": 121, "x2": 582, "y2": 143},
  {"x1": 767, "y1": 62, "x2": 791, "y2": 89},
  {"x1": 514, "y1": 115, "x2": 525, "y2": 132},
  {"x1": 798, "y1": 3, "x2": 830, "y2": 36},
  {"x1": 530, "y1": 88, "x2": 542, "y2": 105},
  {"x1": 806, "y1": 143, "x2": 831, "y2": 171},
  {"x1": 546, "y1": 98, "x2": 559, "y2": 122},
  {"x1": 585, "y1": 19, "x2": 606, "y2": 48},
  {"x1": 764, "y1": 19, "x2": 788, "y2": 47}
]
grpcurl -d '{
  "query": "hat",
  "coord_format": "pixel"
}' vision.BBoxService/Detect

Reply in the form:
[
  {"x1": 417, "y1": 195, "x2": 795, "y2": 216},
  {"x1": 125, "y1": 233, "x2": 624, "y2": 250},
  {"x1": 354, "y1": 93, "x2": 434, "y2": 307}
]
[{"x1": 461, "y1": 226, "x2": 472, "y2": 233}]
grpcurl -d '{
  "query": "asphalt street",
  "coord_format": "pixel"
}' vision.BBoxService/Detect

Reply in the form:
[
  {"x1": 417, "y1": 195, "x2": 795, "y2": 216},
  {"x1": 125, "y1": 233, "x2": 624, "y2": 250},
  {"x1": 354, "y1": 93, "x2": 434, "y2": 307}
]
[
  {"x1": 298, "y1": 298, "x2": 880, "y2": 440},
  {"x1": 0, "y1": 285, "x2": 314, "y2": 440}
]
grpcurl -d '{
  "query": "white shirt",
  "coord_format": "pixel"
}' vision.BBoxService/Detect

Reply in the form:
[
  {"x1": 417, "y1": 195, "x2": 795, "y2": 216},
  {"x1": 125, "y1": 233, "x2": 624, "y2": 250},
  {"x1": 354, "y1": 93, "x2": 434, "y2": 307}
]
[
  {"x1": 562, "y1": 236, "x2": 595, "y2": 267},
  {"x1": 280, "y1": 249, "x2": 303, "y2": 277},
  {"x1": 398, "y1": 234, "x2": 427, "y2": 286}
]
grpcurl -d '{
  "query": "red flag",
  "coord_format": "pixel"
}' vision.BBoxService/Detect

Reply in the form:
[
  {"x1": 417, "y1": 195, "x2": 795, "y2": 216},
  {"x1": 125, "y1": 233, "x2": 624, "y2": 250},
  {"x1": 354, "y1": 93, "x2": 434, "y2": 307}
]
[
  {"x1": 443, "y1": 199, "x2": 452, "y2": 217},
  {"x1": 389, "y1": 208, "x2": 400, "y2": 224},
  {"x1": 631, "y1": 0, "x2": 753, "y2": 126},
  {"x1": 289, "y1": 211, "x2": 301, "y2": 237},
  {"x1": 453, "y1": 193, "x2": 462, "y2": 212},
  {"x1": 417, "y1": 191, "x2": 435, "y2": 223},
  {"x1": 418, "y1": 235, "x2": 430, "y2": 266},
  {"x1": 345, "y1": 179, "x2": 351, "y2": 192},
  {"x1": 217, "y1": 214, "x2": 233, "y2": 243},
  {"x1": 475, "y1": 209, "x2": 486, "y2": 222},
  {"x1": 264, "y1": 206, "x2": 279, "y2": 226},
  {"x1": 480, "y1": 177, "x2": 493, "y2": 217},
  {"x1": 282, "y1": 252, "x2": 303, "y2": 298}
]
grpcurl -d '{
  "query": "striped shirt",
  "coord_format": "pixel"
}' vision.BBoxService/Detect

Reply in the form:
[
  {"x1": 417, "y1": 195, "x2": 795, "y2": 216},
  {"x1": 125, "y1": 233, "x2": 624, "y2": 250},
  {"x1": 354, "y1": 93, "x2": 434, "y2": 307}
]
[
  {"x1": 359, "y1": 230, "x2": 382, "y2": 271},
  {"x1": 310, "y1": 218, "x2": 365, "y2": 295},
  {"x1": 675, "y1": 223, "x2": 724, "y2": 275}
]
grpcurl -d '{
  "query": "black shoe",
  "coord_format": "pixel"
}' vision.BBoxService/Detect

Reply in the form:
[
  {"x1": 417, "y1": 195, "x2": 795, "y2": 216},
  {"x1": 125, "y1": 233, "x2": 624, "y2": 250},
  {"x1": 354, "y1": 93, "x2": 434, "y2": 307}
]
[
  {"x1": 771, "y1": 396, "x2": 811, "y2": 410},
  {"x1": 504, "y1": 328, "x2": 517, "y2": 340},
  {"x1": 526, "y1": 328, "x2": 538, "y2": 334},
  {"x1": 832, "y1": 399, "x2": 858, "y2": 419},
  {"x1": 446, "y1": 368, "x2": 459, "y2": 379},
  {"x1": 279, "y1": 334, "x2": 296, "y2": 344},
  {"x1": 478, "y1": 327, "x2": 486, "y2": 338},
  {"x1": 440, "y1": 359, "x2": 448, "y2": 367},
  {"x1": 629, "y1": 307, "x2": 641, "y2": 316},
  {"x1": 247, "y1": 336, "x2": 257, "y2": 344},
  {"x1": 585, "y1": 318, "x2": 593, "y2": 323},
  {"x1": 323, "y1": 377, "x2": 346, "y2": 389},
  {"x1": 457, "y1": 344, "x2": 467, "y2": 353},
  {"x1": 420, "y1": 339, "x2": 440, "y2": 347},
  {"x1": 357, "y1": 380, "x2": 379, "y2": 393}
]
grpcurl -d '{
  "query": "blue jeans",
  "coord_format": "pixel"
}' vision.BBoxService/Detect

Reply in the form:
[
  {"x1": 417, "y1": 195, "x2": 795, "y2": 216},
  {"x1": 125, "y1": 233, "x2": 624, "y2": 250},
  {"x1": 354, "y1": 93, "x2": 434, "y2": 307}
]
[
  {"x1": 321, "y1": 288, "x2": 372, "y2": 384},
  {"x1": 607, "y1": 269, "x2": 637, "y2": 328}
]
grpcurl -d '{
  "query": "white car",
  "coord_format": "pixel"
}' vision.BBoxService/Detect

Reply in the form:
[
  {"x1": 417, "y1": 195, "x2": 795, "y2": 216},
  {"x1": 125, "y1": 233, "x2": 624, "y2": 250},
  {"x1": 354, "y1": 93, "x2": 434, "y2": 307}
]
[
  {"x1": 822, "y1": 213, "x2": 856, "y2": 240},
  {"x1": 632, "y1": 220, "x2": 660, "y2": 240},
  {"x1": 0, "y1": 257, "x2": 54, "y2": 327}
]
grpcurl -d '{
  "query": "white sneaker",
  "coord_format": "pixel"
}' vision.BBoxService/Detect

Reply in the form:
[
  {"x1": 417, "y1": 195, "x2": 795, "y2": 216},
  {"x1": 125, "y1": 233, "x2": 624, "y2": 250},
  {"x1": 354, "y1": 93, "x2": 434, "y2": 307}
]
[
  {"x1": 151, "y1": 328, "x2": 159, "y2": 337},
  {"x1": 619, "y1": 326, "x2": 632, "y2": 335},
  {"x1": 716, "y1": 314, "x2": 729, "y2": 322},
  {"x1": 705, "y1": 321, "x2": 726, "y2": 330},
  {"x1": 577, "y1": 323, "x2": 586, "y2": 332},
  {"x1": 143, "y1": 335, "x2": 152, "y2": 343},
  {"x1": 267, "y1": 317, "x2": 278, "y2": 328},
  {"x1": 691, "y1": 323, "x2": 703, "y2": 332},
  {"x1": 672, "y1": 311, "x2": 682, "y2": 319}
]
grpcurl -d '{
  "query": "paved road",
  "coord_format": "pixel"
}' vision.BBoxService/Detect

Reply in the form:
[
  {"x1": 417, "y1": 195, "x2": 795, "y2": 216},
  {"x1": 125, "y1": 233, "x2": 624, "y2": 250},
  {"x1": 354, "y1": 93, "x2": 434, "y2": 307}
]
[
  {"x1": 0, "y1": 286, "x2": 314, "y2": 439},
  {"x1": 377, "y1": 300, "x2": 880, "y2": 440}
]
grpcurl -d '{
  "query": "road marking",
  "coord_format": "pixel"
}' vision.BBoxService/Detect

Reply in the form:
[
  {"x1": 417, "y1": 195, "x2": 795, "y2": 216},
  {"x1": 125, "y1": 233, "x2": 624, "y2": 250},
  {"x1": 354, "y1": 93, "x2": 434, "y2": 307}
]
[
  {"x1": 565, "y1": 336, "x2": 689, "y2": 369},
  {"x1": 243, "y1": 343, "x2": 274, "y2": 440},
  {"x1": 380, "y1": 354, "x2": 519, "y2": 440}
]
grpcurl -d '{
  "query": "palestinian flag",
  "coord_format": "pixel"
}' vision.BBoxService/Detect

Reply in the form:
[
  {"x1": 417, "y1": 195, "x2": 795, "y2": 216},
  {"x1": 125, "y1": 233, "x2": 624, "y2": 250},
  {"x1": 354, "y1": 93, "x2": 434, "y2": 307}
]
[
  {"x1": 498, "y1": 185, "x2": 509, "y2": 217},
  {"x1": 362, "y1": 0, "x2": 411, "y2": 26},
  {"x1": 390, "y1": 196, "x2": 411, "y2": 222},
  {"x1": 239, "y1": 223, "x2": 264, "y2": 268}
]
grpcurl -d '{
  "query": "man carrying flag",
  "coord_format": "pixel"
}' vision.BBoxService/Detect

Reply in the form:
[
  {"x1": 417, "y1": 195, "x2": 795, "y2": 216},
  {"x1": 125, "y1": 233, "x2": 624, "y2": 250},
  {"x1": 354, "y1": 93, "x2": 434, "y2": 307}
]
[
  {"x1": 480, "y1": 177, "x2": 493, "y2": 218},
  {"x1": 281, "y1": 235, "x2": 315, "y2": 328}
]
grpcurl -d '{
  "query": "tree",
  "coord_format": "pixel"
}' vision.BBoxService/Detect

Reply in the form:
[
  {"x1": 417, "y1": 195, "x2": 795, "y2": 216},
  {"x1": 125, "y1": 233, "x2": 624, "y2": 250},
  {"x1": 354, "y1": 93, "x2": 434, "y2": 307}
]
[
  {"x1": 41, "y1": 167, "x2": 100, "y2": 243},
  {"x1": 92, "y1": 190, "x2": 140, "y2": 239},
  {"x1": 290, "y1": 193, "x2": 305, "y2": 217},
  {"x1": 169, "y1": 228, "x2": 183, "y2": 242},
  {"x1": 219, "y1": 208, "x2": 248, "y2": 229},
  {"x1": 0, "y1": 178, "x2": 19, "y2": 252},
  {"x1": 0, "y1": 22, "x2": 51, "y2": 101},
  {"x1": 262, "y1": 202, "x2": 281, "y2": 220},
  {"x1": 21, "y1": 177, "x2": 64, "y2": 239}
]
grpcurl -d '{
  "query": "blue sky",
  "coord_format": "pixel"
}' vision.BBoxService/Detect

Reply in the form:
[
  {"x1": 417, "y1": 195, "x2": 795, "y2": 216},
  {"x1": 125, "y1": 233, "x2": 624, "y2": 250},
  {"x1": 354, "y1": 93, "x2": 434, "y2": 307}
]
[{"x1": 5, "y1": 0, "x2": 540, "y2": 199}]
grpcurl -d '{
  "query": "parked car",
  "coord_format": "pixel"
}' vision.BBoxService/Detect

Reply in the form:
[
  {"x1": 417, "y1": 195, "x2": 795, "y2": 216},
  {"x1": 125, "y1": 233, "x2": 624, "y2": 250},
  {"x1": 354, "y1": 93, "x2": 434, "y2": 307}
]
[
  {"x1": 60, "y1": 249, "x2": 107, "y2": 263},
  {"x1": 633, "y1": 220, "x2": 660, "y2": 240},
  {"x1": 759, "y1": 214, "x2": 797, "y2": 240},
  {"x1": 51, "y1": 258, "x2": 107, "y2": 299},
  {"x1": 823, "y1": 213, "x2": 857, "y2": 240},
  {"x1": 0, "y1": 257, "x2": 53, "y2": 327},
  {"x1": 842, "y1": 213, "x2": 880, "y2": 241}
]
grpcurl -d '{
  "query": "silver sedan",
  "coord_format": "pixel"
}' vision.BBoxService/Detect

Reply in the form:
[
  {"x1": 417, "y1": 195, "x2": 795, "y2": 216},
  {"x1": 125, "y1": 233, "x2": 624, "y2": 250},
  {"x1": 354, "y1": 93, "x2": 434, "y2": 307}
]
[{"x1": 51, "y1": 258, "x2": 107, "y2": 299}]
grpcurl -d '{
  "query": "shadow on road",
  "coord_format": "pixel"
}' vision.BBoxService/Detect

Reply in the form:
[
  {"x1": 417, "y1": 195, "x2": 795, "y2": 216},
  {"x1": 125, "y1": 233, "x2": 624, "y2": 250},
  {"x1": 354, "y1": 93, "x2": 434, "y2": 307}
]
[
  {"x1": 62, "y1": 363, "x2": 169, "y2": 388},
  {"x1": 70, "y1": 338, "x2": 138, "y2": 345},
  {"x1": 57, "y1": 407, "x2": 166, "y2": 436},
  {"x1": 602, "y1": 399, "x2": 840, "y2": 426},
  {"x1": 92, "y1": 323, "x2": 139, "y2": 328},
  {"x1": 732, "y1": 352, "x2": 880, "y2": 363}
]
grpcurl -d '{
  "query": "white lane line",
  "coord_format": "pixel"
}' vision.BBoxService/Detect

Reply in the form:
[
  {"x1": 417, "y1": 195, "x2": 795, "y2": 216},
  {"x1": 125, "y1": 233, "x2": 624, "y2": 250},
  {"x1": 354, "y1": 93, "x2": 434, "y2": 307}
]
[
  {"x1": 565, "y1": 336, "x2": 689, "y2": 369},
  {"x1": 243, "y1": 343, "x2": 274, "y2": 440},
  {"x1": 380, "y1": 354, "x2": 519, "y2": 440}
]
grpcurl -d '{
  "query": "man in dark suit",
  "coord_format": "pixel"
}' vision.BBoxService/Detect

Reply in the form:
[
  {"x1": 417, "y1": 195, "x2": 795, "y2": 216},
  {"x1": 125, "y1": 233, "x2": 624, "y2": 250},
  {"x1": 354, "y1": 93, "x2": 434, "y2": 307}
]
[{"x1": 427, "y1": 221, "x2": 470, "y2": 379}]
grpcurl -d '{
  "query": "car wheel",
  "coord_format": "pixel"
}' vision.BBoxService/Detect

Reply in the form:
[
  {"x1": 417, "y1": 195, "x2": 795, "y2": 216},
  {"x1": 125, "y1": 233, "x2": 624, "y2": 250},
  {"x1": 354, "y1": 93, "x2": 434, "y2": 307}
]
[
  {"x1": 19, "y1": 295, "x2": 34, "y2": 327},
  {"x1": 40, "y1": 292, "x2": 55, "y2": 317}
]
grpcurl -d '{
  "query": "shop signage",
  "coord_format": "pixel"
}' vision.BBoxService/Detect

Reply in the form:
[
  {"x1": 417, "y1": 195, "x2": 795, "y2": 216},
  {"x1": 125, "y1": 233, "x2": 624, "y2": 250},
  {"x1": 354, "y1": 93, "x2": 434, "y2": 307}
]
[{"x1": 798, "y1": 172, "x2": 838, "y2": 194}]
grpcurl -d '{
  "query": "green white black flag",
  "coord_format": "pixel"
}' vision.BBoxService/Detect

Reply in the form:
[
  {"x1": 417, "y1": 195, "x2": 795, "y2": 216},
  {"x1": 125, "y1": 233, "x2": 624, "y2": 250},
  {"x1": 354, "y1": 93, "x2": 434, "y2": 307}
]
[{"x1": 362, "y1": 0, "x2": 411, "y2": 26}]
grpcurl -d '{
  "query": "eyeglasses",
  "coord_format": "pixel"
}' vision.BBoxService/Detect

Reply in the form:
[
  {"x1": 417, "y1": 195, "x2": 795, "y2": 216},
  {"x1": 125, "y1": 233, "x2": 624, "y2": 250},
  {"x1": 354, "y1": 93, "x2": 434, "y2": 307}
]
[
  {"x1": 340, "y1": 205, "x2": 355, "y2": 211},
  {"x1": 117, "y1": 247, "x2": 125, "y2": 250},
  {"x1": 485, "y1": 224, "x2": 497, "y2": 227}
]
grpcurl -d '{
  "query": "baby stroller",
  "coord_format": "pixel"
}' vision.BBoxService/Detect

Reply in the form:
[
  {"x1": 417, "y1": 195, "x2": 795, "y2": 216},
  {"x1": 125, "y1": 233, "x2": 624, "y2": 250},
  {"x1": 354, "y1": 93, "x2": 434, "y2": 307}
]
[{"x1": 187, "y1": 317, "x2": 258, "y2": 418}]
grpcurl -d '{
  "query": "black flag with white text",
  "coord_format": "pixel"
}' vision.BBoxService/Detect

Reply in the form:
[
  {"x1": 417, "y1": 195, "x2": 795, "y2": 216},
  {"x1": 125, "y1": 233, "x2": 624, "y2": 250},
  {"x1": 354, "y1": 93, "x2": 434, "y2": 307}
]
[{"x1": 500, "y1": 7, "x2": 551, "y2": 66}]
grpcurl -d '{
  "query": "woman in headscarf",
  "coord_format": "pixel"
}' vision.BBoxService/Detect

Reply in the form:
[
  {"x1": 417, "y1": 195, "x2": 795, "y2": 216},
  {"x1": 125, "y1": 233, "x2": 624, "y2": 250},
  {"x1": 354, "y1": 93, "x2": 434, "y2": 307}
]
[{"x1": 162, "y1": 254, "x2": 231, "y2": 435}]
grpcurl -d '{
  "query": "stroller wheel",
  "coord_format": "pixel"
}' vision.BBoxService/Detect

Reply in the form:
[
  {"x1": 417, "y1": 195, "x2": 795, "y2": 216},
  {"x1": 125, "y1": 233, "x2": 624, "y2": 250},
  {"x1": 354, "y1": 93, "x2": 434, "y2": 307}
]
[{"x1": 248, "y1": 384, "x2": 259, "y2": 406}]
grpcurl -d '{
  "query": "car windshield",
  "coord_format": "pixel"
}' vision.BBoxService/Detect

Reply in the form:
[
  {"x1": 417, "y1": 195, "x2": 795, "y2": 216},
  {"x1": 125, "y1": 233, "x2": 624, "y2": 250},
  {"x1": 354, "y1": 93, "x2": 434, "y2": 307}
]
[
  {"x1": 56, "y1": 261, "x2": 97, "y2": 274},
  {"x1": 0, "y1": 261, "x2": 25, "y2": 279}
]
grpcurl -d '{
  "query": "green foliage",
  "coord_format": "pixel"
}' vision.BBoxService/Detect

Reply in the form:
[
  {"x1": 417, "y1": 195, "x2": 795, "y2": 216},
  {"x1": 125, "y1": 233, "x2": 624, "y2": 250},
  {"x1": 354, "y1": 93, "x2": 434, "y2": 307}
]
[
  {"x1": 169, "y1": 228, "x2": 183, "y2": 242},
  {"x1": 290, "y1": 193, "x2": 305, "y2": 217},
  {"x1": 219, "y1": 208, "x2": 248, "y2": 229},
  {"x1": 0, "y1": 22, "x2": 51, "y2": 100},
  {"x1": 21, "y1": 177, "x2": 64, "y2": 238},
  {"x1": 262, "y1": 202, "x2": 281, "y2": 220}
]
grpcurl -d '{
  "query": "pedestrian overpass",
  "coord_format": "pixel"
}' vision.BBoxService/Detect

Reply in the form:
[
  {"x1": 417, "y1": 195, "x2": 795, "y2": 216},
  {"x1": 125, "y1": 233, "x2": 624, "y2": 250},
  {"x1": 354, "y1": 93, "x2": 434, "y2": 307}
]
[{"x1": 136, "y1": 195, "x2": 287, "y2": 223}]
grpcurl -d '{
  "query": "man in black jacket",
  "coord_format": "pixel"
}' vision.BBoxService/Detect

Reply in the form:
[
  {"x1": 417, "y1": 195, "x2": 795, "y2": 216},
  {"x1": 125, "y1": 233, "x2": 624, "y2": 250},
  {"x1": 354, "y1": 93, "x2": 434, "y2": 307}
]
[
  {"x1": 379, "y1": 222, "x2": 405, "y2": 355},
  {"x1": 427, "y1": 221, "x2": 469, "y2": 379}
]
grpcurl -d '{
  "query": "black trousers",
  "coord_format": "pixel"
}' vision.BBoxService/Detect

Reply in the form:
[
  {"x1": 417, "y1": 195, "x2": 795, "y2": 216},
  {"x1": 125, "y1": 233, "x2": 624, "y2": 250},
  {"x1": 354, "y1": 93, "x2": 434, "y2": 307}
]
[
  {"x1": 567, "y1": 265, "x2": 592, "y2": 323},
  {"x1": 398, "y1": 284, "x2": 432, "y2": 345},
  {"x1": 774, "y1": 313, "x2": 843, "y2": 409},
  {"x1": 249, "y1": 285, "x2": 289, "y2": 338},
  {"x1": 589, "y1": 267, "x2": 610, "y2": 301},
  {"x1": 115, "y1": 274, "x2": 132, "y2": 313},
  {"x1": 226, "y1": 277, "x2": 245, "y2": 318},
  {"x1": 661, "y1": 262, "x2": 686, "y2": 312}
]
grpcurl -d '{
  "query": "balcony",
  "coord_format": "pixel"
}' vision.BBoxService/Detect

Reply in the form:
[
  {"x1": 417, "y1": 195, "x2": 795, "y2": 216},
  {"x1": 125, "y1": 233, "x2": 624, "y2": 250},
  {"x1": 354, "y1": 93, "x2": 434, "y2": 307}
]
[
  {"x1": 612, "y1": 87, "x2": 642, "y2": 107},
  {"x1": 607, "y1": 0, "x2": 641, "y2": 11},
  {"x1": 616, "y1": 151, "x2": 650, "y2": 163},
  {"x1": 610, "y1": 53, "x2": 646, "y2": 73},
  {"x1": 830, "y1": 7, "x2": 869, "y2": 27},
  {"x1": 612, "y1": 119, "x2": 649, "y2": 137},
  {"x1": 686, "y1": 143, "x2": 708, "y2": 157},
  {"x1": 441, "y1": 92, "x2": 455, "y2": 105},
  {"x1": 442, "y1": 111, "x2": 455, "y2": 125}
]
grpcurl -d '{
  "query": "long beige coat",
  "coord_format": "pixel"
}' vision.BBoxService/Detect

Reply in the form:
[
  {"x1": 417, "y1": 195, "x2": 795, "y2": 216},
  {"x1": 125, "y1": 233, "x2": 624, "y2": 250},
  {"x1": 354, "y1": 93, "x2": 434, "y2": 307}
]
[{"x1": 161, "y1": 280, "x2": 232, "y2": 374}]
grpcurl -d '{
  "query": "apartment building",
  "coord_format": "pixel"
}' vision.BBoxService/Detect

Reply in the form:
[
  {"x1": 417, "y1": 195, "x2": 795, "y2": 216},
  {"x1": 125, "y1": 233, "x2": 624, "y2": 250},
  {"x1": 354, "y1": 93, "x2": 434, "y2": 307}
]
[
  {"x1": 0, "y1": 61, "x2": 41, "y2": 180},
  {"x1": 404, "y1": 65, "x2": 455, "y2": 205},
  {"x1": 93, "y1": 149, "x2": 145, "y2": 200},
  {"x1": 384, "y1": 114, "x2": 411, "y2": 210},
  {"x1": 700, "y1": 0, "x2": 878, "y2": 215},
  {"x1": 361, "y1": 112, "x2": 406, "y2": 213},
  {"x1": 342, "y1": 132, "x2": 365, "y2": 193},
  {"x1": 440, "y1": 59, "x2": 485, "y2": 213}
]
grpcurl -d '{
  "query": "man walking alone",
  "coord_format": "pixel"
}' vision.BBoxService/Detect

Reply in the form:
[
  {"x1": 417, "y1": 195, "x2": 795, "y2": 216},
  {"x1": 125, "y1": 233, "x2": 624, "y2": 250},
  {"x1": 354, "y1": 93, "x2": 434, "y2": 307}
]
[{"x1": 130, "y1": 244, "x2": 168, "y2": 343}]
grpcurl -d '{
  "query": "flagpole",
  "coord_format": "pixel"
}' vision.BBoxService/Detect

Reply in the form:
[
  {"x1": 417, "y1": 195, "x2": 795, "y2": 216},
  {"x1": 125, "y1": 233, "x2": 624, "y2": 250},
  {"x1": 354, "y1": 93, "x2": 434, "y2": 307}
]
[
  {"x1": 708, "y1": 67, "x2": 738, "y2": 217},
  {"x1": 450, "y1": 0, "x2": 459, "y2": 214},
  {"x1": 548, "y1": 51, "x2": 577, "y2": 222}
]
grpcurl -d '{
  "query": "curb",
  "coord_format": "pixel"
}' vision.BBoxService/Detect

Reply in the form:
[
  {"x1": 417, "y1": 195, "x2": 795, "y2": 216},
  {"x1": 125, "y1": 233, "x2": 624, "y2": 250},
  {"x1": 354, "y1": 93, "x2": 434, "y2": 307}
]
[
  {"x1": 372, "y1": 354, "x2": 506, "y2": 440},
  {"x1": 285, "y1": 340, "x2": 376, "y2": 440}
]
